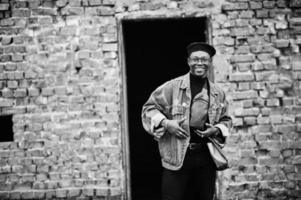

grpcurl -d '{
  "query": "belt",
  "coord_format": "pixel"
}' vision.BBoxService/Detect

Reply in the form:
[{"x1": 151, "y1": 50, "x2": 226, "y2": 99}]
[{"x1": 188, "y1": 143, "x2": 202, "y2": 150}]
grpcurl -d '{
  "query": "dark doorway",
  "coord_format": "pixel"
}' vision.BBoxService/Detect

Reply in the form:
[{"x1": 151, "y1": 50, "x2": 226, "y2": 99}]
[
  {"x1": 122, "y1": 17, "x2": 208, "y2": 200},
  {"x1": 0, "y1": 115, "x2": 13, "y2": 142}
]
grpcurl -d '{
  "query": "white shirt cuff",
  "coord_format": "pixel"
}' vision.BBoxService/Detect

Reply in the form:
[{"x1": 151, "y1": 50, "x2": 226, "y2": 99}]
[
  {"x1": 214, "y1": 123, "x2": 229, "y2": 137},
  {"x1": 150, "y1": 113, "x2": 166, "y2": 132}
]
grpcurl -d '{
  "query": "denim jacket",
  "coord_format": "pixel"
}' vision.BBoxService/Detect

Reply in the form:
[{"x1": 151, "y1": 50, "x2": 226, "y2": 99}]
[{"x1": 141, "y1": 73, "x2": 232, "y2": 170}]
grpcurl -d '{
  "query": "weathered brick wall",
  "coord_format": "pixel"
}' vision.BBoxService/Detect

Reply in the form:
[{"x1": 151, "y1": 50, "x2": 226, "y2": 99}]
[
  {"x1": 0, "y1": 0, "x2": 122, "y2": 199},
  {"x1": 0, "y1": 0, "x2": 300, "y2": 199},
  {"x1": 214, "y1": 0, "x2": 301, "y2": 199}
]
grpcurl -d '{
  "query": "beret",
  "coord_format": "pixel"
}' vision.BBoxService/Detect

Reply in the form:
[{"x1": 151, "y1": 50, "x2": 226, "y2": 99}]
[{"x1": 186, "y1": 42, "x2": 216, "y2": 57}]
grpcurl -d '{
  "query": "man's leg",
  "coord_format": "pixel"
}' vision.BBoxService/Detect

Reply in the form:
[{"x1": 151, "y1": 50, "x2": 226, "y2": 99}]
[
  {"x1": 161, "y1": 150, "x2": 195, "y2": 200},
  {"x1": 193, "y1": 164, "x2": 216, "y2": 200},
  {"x1": 161, "y1": 167, "x2": 190, "y2": 200}
]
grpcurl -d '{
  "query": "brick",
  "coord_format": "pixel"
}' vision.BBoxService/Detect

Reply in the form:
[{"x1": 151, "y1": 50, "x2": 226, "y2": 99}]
[
  {"x1": 37, "y1": 165, "x2": 49, "y2": 173},
  {"x1": 5, "y1": 63, "x2": 17, "y2": 71},
  {"x1": 235, "y1": 46, "x2": 250, "y2": 54},
  {"x1": 60, "y1": 26, "x2": 77, "y2": 36},
  {"x1": 28, "y1": 87, "x2": 39, "y2": 96},
  {"x1": 11, "y1": 54, "x2": 23, "y2": 62},
  {"x1": 45, "y1": 190, "x2": 55, "y2": 199},
  {"x1": 233, "y1": 117, "x2": 243, "y2": 126},
  {"x1": 236, "y1": 63, "x2": 251, "y2": 72},
  {"x1": 231, "y1": 90, "x2": 258, "y2": 100},
  {"x1": 2, "y1": 88, "x2": 13, "y2": 98},
  {"x1": 89, "y1": 0, "x2": 102, "y2": 6},
  {"x1": 96, "y1": 6, "x2": 114, "y2": 16},
  {"x1": 240, "y1": 157, "x2": 258, "y2": 165},
  {"x1": 262, "y1": 60, "x2": 277, "y2": 70},
  {"x1": 14, "y1": 45, "x2": 26, "y2": 53},
  {"x1": 213, "y1": 37, "x2": 235, "y2": 46},
  {"x1": 4, "y1": 46, "x2": 13, "y2": 54},
  {"x1": 293, "y1": 155, "x2": 301, "y2": 164},
  {"x1": 244, "y1": 116, "x2": 257, "y2": 125},
  {"x1": 0, "y1": 192, "x2": 9, "y2": 199},
  {"x1": 283, "y1": 97, "x2": 295, "y2": 106},
  {"x1": 0, "y1": 18, "x2": 15, "y2": 26},
  {"x1": 230, "y1": 54, "x2": 255, "y2": 63},
  {"x1": 69, "y1": 0, "x2": 81, "y2": 6},
  {"x1": 260, "y1": 157, "x2": 282, "y2": 165},
  {"x1": 250, "y1": 1, "x2": 262, "y2": 9},
  {"x1": 242, "y1": 99, "x2": 253, "y2": 108},
  {"x1": 68, "y1": 188, "x2": 81, "y2": 197},
  {"x1": 275, "y1": 39, "x2": 290, "y2": 48},
  {"x1": 7, "y1": 80, "x2": 18, "y2": 88},
  {"x1": 239, "y1": 10, "x2": 254, "y2": 18},
  {"x1": 274, "y1": 124, "x2": 296, "y2": 134},
  {"x1": 252, "y1": 61, "x2": 264, "y2": 71},
  {"x1": 78, "y1": 51, "x2": 90, "y2": 59},
  {"x1": 263, "y1": 1, "x2": 275, "y2": 8},
  {"x1": 250, "y1": 19, "x2": 262, "y2": 26},
  {"x1": 235, "y1": 107, "x2": 260, "y2": 117},
  {"x1": 235, "y1": 19, "x2": 249, "y2": 27},
  {"x1": 140, "y1": 2, "x2": 164, "y2": 10},
  {"x1": 103, "y1": 0, "x2": 116, "y2": 5},
  {"x1": 290, "y1": 0, "x2": 301, "y2": 7},
  {"x1": 32, "y1": 8, "x2": 57, "y2": 15},
  {"x1": 266, "y1": 98, "x2": 280, "y2": 107},
  {"x1": 102, "y1": 43, "x2": 117, "y2": 51},
  {"x1": 222, "y1": 3, "x2": 249, "y2": 11},
  {"x1": 231, "y1": 27, "x2": 255, "y2": 36},
  {"x1": 1, "y1": 36, "x2": 12, "y2": 45},
  {"x1": 283, "y1": 115, "x2": 295, "y2": 123},
  {"x1": 41, "y1": 88, "x2": 53, "y2": 96},
  {"x1": 229, "y1": 72, "x2": 254, "y2": 82},
  {"x1": 257, "y1": 53, "x2": 273, "y2": 61},
  {"x1": 33, "y1": 191, "x2": 45, "y2": 199},
  {"x1": 238, "y1": 82, "x2": 250, "y2": 90},
  {"x1": 255, "y1": 71, "x2": 276, "y2": 81},
  {"x1": 0, "y1": 3, "x2": 9, "y2": 10},
  {"x1": 56, "y1": 189, "x2": 68, "y2": 198},
  {"x1": 12, "y1": 9, "x2": 31, "y2": 17},
  {"x1": 251, "y1": 82, "x2": 265, "y2": 90},
  {"x1": 56, "y1": 0, "x2": 68, "y2": 7},
  {"x1": 261, "y1": 107, "x2": 271, "y2": 116},
  {"x1": 14, "y1": 88, "x2": 27, "y2": 97},
  {"x1": 83, "y1": 187, "x2": 94, "y2": 196},
  {"x1": 10, "y1": 191, "x2": 21, "y2": 199},
  {"x1": 292, "y1": 60, "x2": 301, "y2": 71},
  {"x1": 253, "y1": 98, "x2": 265, "y2": 107},
  {"x1": 257, "y1": 116, "x2": 270, "y2": 124},
  {"x1": 256, "y1": 9, "x2": 269, "y2": 18},
  {"x1": 67, "y1": 7, "x2": 84, "y2": 15}
]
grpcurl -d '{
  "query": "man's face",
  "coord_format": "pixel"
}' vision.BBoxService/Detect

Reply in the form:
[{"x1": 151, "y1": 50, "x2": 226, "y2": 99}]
[{"x1": 187, "y1": 51, "x2": 211, "y2": 78}]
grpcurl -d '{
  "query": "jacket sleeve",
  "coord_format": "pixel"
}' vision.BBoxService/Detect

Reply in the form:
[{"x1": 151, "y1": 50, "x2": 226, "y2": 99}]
[
  {"x1": 214, "y1": 90, "x2": 232, "y2": 138},
  {"x1": 141, "y1": 81, "x2": 173, "y2": 136}
]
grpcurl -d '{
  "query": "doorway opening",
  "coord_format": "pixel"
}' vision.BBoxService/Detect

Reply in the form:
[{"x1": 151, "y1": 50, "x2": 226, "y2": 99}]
[{"x1": 122, "y1": 17, "x2": 209, "y2": 200}]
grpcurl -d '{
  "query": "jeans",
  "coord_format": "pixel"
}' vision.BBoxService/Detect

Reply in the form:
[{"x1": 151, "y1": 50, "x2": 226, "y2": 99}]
[{"x1": 161, "y1": 146, "x2": 216, "y2": 200}]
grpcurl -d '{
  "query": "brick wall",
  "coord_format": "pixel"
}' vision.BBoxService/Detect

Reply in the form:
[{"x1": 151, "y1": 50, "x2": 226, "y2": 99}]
[
  {"x1": 0, "y1": 0, "x2": 300, "y2": 199},
  {"x1": 214, "y1": 0, "x2": 301, "y2": 199}
]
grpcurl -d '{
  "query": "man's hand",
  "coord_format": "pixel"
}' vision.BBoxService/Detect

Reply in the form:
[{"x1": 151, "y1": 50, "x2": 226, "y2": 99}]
[
  {"x1": 194, "y1": 123, "x2": 219, "y2": 138},
  {"x1": 161, "y1": 118, "x2": 188, "y2": 139}
]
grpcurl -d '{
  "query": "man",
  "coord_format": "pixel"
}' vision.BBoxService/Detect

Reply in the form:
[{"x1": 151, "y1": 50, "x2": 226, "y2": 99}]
[{"x1": 141, "y1": 42, "x2": 232, "y2": 200}]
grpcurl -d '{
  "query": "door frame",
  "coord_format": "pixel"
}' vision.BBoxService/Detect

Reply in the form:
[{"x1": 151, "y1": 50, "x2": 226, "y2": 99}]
[{"x1": 117, "y1": 15, "x2": 213, "y2": 200}]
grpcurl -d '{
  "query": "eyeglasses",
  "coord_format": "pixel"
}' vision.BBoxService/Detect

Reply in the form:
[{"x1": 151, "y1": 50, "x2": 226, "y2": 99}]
[{"x1": 189, "y1": 57, "x2": 211, "y2": 63}]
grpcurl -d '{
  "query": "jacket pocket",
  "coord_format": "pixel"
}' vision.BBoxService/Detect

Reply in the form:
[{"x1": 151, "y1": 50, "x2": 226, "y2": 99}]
[
  {"x1": 171, "y1": 105, "x2": 187, "y2": 120},
  {"x1": 158, "y1": 133, "x2": 178, "y2": 165}
]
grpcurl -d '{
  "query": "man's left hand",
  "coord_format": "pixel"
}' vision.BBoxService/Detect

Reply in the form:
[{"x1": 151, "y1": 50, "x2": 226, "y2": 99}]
[{"x1": 194, "y1": 123, "x2": 219, "y2": 138}]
